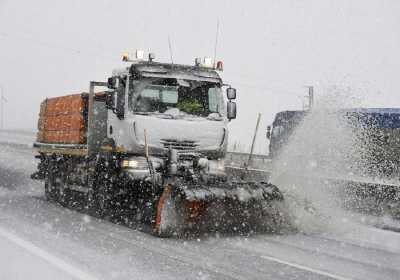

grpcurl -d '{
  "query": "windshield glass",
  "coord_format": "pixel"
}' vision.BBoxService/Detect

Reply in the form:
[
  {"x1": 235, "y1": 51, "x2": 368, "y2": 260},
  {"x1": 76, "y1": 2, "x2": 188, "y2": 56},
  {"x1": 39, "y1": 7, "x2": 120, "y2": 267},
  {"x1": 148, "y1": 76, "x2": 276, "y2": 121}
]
[{"x1": 129, "y1": 79, "x2": 223, "y2": 118}]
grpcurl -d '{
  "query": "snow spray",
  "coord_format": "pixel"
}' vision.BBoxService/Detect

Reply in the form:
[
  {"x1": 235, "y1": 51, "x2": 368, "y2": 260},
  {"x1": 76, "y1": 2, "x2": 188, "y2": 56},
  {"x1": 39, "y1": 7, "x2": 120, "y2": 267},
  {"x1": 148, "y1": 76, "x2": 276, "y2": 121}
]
[{"x1": 269, "y1": 86, "x2": 365, "y2": 233}]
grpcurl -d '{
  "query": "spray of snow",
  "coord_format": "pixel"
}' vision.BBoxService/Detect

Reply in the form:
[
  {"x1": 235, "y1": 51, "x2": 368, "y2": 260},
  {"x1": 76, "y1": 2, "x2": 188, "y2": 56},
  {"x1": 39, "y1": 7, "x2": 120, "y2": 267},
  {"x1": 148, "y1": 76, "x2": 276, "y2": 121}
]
[{"x1": 269, "y1": 86, "x2": 366, "y2": 234}]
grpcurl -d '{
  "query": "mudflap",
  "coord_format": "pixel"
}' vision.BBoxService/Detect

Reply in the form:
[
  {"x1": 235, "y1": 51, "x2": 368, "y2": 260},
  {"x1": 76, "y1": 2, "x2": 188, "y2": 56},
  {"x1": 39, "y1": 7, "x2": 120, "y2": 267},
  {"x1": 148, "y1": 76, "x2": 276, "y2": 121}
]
[{"x1": 154, "y1": 180, "x2": 290, "y2": 237}]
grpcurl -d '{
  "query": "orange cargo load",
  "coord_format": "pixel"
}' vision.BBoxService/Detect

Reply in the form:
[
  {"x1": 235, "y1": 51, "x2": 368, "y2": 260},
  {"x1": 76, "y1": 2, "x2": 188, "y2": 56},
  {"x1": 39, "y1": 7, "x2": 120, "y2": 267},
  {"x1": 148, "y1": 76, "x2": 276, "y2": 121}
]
[{"x1": 36, "y1": 94, "x2": 88, "y2": 144}]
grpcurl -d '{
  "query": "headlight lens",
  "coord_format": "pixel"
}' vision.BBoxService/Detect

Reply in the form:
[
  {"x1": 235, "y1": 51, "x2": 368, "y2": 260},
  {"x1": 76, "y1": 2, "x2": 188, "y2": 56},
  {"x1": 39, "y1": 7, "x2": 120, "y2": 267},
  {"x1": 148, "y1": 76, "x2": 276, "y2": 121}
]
[
  {"x1": 208, "y1": 159, "x2": 225, "y2": 173},
  {"x1": 216, "y1": 159, "x2": 225, "y2": 171},
  {"x1": 121, "y1": 157, "x2": 148, "y2": 169},
  {"x1": 122, "y1": 160, "x2": 139, "y2": 168},
  {"x1": 197, "y1": 158, "x2": 209, "y2": 169}
]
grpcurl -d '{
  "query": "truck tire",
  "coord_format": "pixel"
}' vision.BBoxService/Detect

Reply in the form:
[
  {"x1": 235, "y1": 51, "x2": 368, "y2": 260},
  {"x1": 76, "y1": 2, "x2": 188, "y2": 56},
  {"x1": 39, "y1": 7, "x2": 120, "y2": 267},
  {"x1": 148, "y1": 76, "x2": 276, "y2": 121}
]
[
  {"x1": 85, "y1": 189, "x2": 96, "y2": 214},
  {"x1": 57, "y1": 175, "x2": 70, "y2": 207},
  {"x1": 45, "y1": 159, "x2": 70, "y2": 206},
  {"x1": 44, "y1": 159, "x2": 60, "y2": 202},
  {"x1": 93, "y1": 173, "x2": 113, "y2": 218},
  {"x1": 44, "y1": 176, "x2": 57, "y2": 201}
]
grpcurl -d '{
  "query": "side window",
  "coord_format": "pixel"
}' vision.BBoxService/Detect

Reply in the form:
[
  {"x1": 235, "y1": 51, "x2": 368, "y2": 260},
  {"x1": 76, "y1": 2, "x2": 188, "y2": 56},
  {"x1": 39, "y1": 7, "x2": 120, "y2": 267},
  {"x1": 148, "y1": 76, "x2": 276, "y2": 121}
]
[
  {"x1": 141, "y1": 88, "x2": 159, "y2": 99},
  {"x1": 134, "y1": 88, "x2": 159, "y2": 112},
  {"x1": 208, "y1": 87, "x2": 219, "y2": 112},
  {"x1": 161, "y1": 89, "x2": 178, "y2": 104}
]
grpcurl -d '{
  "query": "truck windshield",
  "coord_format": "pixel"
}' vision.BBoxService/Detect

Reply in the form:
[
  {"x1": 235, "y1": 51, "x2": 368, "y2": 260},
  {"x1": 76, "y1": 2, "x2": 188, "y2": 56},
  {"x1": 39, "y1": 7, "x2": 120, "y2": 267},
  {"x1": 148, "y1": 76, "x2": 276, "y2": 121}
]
[{"x1": 130, "y1": 80, "x2": 223, "y2": 118}]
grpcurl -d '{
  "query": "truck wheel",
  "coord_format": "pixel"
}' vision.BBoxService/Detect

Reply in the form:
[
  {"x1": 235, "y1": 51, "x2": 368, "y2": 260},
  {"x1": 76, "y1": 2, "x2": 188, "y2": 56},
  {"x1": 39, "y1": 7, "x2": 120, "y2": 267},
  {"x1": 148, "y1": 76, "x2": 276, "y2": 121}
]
[
  {"x1": 57, "y1": 176, "x2": 70, "y2": 207},
  {"x1": 153, "y1": 185, "x2": 184, "y2": 237},
  {"x1": 45, "y1": 159, "x2": 60, "y2": 203},
  {"x1": 85, "y1": 189, "x2": 96, "y2": 214},
  {"x1": 44, "y1": 176, "x2": 57, "y2": 201},
  {"x1": 94, "y1": 177, "x2": 113, "y2": 218},
  {"x1": 45, "y1": 170, "x2": 70, "y2": 206}
]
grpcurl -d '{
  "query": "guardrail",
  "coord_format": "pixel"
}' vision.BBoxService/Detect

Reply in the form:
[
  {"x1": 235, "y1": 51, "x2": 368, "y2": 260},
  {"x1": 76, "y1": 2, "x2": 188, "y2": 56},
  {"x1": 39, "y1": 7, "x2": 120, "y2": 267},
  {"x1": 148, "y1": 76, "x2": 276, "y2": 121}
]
[
  {"x1": 225, "y1": 151, "x2": 272, "y2": 170},
  {"x1": 225, "y1": 152, "x2": 272, "y2": 182}
]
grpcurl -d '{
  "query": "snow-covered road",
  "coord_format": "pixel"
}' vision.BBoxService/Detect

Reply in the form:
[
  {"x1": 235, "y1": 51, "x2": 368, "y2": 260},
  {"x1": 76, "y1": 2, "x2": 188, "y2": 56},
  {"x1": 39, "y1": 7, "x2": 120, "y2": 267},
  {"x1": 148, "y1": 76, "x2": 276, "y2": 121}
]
[{"x1": 0, "y1": 131, "x2": 400, "y2": 280}]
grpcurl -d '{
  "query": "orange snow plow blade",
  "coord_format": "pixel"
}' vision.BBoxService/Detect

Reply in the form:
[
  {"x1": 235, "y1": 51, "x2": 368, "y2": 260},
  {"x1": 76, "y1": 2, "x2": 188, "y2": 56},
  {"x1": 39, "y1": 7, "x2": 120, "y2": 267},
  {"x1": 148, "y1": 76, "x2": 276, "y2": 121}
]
[{"x1": 154, "y1": 181, "x2": 290, "y2": 237}]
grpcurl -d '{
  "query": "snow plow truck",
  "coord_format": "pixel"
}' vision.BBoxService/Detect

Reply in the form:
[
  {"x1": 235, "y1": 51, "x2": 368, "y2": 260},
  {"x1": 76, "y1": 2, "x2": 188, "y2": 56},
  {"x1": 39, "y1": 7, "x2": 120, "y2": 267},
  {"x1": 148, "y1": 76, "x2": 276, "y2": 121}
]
[{"x1": 32, "y1": 52, "x2": 286, "y2": 236}]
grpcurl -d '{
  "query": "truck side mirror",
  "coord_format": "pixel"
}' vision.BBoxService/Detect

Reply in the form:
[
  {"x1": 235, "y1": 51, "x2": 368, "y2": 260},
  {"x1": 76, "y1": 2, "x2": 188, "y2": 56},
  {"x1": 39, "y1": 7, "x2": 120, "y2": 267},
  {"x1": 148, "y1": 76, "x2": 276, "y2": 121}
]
[
  {"x1": 226, "y1": 87, "x2": 236, "y2": 100},
  {"x1": 116, "y1": 91, "x2": 125, "y2": 119},
  {"x1": 227, "y1": 101, "x2": 236, "y2": 120},
  {"x1": 107, "y1": 77, "x2": 118, "y2": 89},
  {"x1": 266, "y1": 125, "x2": 271, "y2": 139},
  {"x1": 105, "y1": 91, "x2": 115, "y2": 110}
]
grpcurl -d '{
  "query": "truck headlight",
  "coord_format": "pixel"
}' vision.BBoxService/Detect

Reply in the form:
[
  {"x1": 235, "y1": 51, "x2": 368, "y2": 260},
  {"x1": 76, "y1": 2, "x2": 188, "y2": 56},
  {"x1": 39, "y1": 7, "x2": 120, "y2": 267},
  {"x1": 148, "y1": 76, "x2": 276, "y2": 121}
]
[
  {"x1": 216, "y1": 160, "x2": 225, "y2": 171},
  {"x1": 208, "y1": 159, "x2": 225, "y2": 173},
  {"x1": 122, "y1": 160, "x2": 138, "y2": 168},
  {"x1": 122, "y1": 157, "x2": 148, "y2": 169},
  {"x1": 197, "y1": 158, "x2": 209, "y2": 169}
]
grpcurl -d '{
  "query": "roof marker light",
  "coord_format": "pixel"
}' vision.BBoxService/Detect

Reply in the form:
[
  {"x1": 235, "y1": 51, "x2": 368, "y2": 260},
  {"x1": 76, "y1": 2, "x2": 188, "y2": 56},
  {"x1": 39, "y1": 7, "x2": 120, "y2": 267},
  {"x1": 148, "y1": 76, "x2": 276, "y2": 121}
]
[
  {"x1": 203, "y1": 57, "x2": 213, "y2": 68},
  {"x1": 122, "y1": 52, "x2": 130, "y2": 62},
  {"x1": 136, "y1": 50, "x2": 144, "y2": 60},
  {"x1": 216, "y1": 61, "x2": 223, "y2": 71},
  {"x1": 148, "y1": 52, "x2": 156, "y2": 62}
]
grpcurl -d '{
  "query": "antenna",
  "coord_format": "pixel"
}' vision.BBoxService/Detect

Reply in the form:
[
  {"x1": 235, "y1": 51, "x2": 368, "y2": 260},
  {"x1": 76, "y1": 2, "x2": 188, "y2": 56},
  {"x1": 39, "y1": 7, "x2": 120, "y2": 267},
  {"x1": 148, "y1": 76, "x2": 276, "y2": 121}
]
[
  {"x1": 168, "y1": 35, "x2": 174, "y2": 64},
  {"x1": 213, "y1": 19, "x2": 220, "y2": 68}
]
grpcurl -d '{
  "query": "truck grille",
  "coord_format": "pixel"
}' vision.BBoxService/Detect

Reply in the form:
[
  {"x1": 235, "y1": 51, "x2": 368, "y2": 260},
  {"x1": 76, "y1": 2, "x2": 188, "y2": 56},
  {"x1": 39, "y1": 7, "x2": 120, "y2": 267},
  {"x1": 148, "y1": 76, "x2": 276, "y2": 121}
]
[{"x1": 160, "y1": 139, "x2": 198, "y2": 151}]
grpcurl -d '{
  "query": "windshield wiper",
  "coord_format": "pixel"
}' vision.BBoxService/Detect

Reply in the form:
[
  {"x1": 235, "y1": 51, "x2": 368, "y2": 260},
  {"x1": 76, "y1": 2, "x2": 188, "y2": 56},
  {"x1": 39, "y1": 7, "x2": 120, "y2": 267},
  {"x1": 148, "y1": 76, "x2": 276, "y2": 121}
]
[{"x1": 135, "y1": 111, "x2": 175, "y2": 119}]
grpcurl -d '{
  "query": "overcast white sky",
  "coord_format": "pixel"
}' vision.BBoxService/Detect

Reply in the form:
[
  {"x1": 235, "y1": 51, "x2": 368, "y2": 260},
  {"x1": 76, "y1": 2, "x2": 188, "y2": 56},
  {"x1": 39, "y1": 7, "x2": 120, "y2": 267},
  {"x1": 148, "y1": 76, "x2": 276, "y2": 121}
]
[{"x1": 0, "y1": 0, "x2": 399, "y2": 153}]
